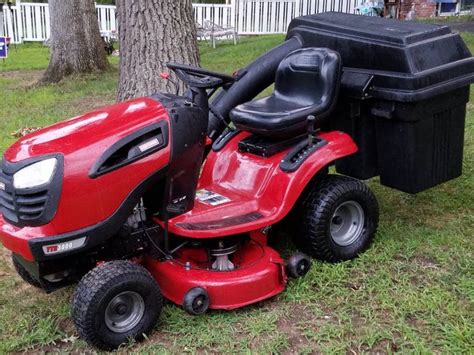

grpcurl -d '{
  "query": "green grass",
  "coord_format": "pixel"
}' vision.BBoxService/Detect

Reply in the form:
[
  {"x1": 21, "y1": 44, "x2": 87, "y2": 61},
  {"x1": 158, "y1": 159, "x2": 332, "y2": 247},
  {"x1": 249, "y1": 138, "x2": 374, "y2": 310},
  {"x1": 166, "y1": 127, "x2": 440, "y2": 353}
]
[
  {"x1": 0, "y1": 42, "x2": 120, "y2": 72},
  {"x1": 419, "y1": 15, "x2": 474, "y2": 23},
  {"x1": 0, "y1": 34, "x2": 473, "y2": 353}
]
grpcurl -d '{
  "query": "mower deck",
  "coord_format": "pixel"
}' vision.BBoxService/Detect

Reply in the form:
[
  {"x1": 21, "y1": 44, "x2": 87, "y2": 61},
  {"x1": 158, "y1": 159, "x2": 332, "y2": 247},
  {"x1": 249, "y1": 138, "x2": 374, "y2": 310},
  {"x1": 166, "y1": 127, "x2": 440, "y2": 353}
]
[{"x1": 146, "y1": 237, "x2": 286, "y2": 310}]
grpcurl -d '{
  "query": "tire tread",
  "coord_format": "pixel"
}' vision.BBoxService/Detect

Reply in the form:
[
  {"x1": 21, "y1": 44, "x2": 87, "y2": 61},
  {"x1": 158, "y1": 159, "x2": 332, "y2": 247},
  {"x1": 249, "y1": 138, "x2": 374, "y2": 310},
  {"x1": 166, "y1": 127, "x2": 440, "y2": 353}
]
[
  {"x1": 72, "y1": 260, "x2": 162, "y2": 350},
  {"x1": 294, "y1": 175, "x2": 379, "y2": 262}
]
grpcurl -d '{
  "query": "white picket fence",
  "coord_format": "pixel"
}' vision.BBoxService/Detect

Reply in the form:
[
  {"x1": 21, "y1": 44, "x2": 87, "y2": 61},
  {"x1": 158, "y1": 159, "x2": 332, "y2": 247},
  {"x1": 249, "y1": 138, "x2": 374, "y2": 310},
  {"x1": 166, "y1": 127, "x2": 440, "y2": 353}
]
[
  {"x1": 194, "y1": 4, "x2": 235, "y2": 28},
  {"x1": 1, "y1": 3, "x2": 48, "y2": 43},
  {"x1": 235, "y1": 0, "x2": 358, "y2": 34},
  {"x1": 1, "y1": 1, "x2": 360, "y2": 44}
]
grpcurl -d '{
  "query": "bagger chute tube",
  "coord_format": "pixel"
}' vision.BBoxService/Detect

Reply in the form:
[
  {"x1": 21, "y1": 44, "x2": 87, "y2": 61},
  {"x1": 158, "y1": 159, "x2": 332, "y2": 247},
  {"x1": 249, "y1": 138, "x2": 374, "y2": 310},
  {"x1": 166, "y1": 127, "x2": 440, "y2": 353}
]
[{"x1": 1, "y1": 13, "x2": 472, "y2": 350}]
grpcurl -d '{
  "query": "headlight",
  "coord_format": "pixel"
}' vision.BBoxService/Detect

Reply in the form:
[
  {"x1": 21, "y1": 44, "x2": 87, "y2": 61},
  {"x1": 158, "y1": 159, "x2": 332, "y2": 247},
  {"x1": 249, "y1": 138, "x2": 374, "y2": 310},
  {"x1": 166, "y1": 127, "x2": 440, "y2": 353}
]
[{"x1": 13, "y1": 158, "x2": 57, "y2": 189}]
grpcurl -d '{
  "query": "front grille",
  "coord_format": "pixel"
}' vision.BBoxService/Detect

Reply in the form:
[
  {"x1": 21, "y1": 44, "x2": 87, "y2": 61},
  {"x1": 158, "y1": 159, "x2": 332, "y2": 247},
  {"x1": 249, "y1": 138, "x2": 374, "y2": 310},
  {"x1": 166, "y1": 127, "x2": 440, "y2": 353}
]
[
  {"x1": 0, "y1": 187, "x2": 15, "y2": 222},
  {"x1": 0, "y1": 156, "x2": 62, "y2": 227},
  {"x1": 15, "y1": 190, "x2": 49, "y2": 220}
]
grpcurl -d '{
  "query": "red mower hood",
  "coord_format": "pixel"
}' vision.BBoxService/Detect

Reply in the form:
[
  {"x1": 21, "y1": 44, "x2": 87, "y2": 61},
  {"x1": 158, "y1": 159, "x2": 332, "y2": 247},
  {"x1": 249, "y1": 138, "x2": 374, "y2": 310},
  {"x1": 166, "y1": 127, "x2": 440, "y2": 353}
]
[{"x1": 4, "y1": 97, "x2": 166, "y2": 163}]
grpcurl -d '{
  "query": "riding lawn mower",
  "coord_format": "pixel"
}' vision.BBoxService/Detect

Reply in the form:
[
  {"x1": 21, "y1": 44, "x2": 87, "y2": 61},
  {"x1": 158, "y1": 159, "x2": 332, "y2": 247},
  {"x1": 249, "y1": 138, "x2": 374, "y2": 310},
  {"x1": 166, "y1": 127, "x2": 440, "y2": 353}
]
[{"x1": 1, "y1": 13, "x2": 472, "y2": 349}]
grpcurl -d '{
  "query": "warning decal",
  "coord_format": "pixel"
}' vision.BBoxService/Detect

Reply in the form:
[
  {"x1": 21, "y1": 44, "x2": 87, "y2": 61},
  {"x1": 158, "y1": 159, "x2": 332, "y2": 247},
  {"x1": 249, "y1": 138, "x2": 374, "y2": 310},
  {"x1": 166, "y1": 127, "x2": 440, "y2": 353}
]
[{"x1": 196, "y1": 189, "x2": 231, "y2": 206}]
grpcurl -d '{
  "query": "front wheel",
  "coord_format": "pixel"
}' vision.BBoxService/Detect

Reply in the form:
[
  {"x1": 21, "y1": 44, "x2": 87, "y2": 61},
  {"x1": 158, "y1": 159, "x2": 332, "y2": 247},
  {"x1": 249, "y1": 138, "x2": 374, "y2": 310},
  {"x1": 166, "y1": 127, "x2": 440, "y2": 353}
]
[
  {"x1": 294, "y1": 175, "x2": 379, "y2": 262},
  {"x1": 72, "y1": 260, "x2": 163, "y2": 350}
]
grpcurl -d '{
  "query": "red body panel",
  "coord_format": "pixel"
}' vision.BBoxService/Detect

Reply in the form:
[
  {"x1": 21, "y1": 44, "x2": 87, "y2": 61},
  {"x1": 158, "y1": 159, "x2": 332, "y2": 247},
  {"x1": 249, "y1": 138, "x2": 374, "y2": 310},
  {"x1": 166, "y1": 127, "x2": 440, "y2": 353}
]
[
  {"x1": 145, "y1": 233, "x2": 287, "y2": 310},
  {"x1": 162, "y1": 130, "x2": 357, "y2": 238},
  {"x1": 0, "y1": 92, "x2": 358, "y2": 311},
  {"x1": 1, "y1": 98, "x2": 171, "y2": 261}
]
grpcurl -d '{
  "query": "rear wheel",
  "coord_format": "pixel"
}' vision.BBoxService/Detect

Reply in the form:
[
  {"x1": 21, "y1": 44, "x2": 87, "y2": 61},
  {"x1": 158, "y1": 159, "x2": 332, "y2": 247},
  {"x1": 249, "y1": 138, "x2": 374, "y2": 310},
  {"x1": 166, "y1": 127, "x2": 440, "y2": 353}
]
[
  {"x1": 294, "y1": 175, "x2": 379, "y2": 262},
  {"x1": 72, "y1": 260, "x2": 162, "y2": 350},
  {"x1": 12, "y1": 254, "x2": 42, "y2": 288}
]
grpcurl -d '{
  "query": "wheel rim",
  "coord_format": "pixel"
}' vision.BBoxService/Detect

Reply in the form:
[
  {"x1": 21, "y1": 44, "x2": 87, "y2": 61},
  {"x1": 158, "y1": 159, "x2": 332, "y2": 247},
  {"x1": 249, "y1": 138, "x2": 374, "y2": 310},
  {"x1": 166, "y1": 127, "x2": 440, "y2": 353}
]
[
  {"x1": 104, "y1": 291, "x2": 145, "y2": 333},
  {"x1": 192, "y1": 295, "x2": 208, "y2": 314},
  {"x1": 297, "y1": 259, "x2": 310, "y2": 276},
  {"x1": 330, "y1": 200, "x2": 365, "y2": 246}
]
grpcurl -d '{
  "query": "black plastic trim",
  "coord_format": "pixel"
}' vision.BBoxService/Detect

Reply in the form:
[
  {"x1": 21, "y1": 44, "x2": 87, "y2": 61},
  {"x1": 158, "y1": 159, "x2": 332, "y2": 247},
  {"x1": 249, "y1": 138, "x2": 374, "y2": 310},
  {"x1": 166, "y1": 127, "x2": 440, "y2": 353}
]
[
  {"x1": 370, "y1": 75, "x2": 474, "y2": 102},
  {"x1": 238, "y1": 134, "x2": 306, "y2": 157},
  {"x1": 89, "y1": 121, "x2": 169, "y2": 178},
  {"x1": 280, "y1": 138, "x2": 327, "y2": 173},
  {"x1": 212, "y1": 128, "x2": 241, "y2": 152},
  {"x1": 155, "y1": 93, "x2": 208, "y2": 218},
  {"x1": 176, "y1": 212, "x2": 264, "y2": 230},
  {"x1": 28, "y1": 166, "x2": 168, "y2": 261},
  {"x1": 0, "y1": 154, "x2": 64, "y2": 227}
]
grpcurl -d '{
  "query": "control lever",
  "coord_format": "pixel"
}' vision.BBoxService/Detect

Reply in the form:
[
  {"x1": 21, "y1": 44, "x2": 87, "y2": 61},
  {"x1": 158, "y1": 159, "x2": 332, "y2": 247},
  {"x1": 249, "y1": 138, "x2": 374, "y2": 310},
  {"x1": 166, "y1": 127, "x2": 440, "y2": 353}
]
[{"x1": 307, "y1": 115, "x2": 316, "y2": 146}]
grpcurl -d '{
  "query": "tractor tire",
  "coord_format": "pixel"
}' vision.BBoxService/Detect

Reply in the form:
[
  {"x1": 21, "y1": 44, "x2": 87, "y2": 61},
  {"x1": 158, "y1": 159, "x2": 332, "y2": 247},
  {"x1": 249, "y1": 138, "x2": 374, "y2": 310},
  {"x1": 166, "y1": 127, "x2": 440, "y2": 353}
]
[
  {"x1": 12, "y1": 254, "x2": 42, "y2": 288},
  {"x1": 294, "y1": 175, "x2": 379, "y2": 262},
  {"x1": 72, "y1": 260, "x2": 162, "y2": 350}
]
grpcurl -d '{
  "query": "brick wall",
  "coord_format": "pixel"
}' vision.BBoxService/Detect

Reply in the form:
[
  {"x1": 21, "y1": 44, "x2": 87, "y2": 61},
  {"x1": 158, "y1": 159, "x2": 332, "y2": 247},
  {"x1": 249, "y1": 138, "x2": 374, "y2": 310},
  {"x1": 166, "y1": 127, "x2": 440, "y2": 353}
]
[{"x1": 398, "y1": 0, "x2": 437, "y2": 19}]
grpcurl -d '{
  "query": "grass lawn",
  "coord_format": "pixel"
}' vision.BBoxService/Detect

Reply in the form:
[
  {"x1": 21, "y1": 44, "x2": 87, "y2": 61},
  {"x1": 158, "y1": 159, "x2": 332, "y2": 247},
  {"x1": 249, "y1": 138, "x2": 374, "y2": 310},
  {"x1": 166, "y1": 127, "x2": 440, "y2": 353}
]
[{"x1": 0, "y1": 34, "x2": 473, "y2": 353}]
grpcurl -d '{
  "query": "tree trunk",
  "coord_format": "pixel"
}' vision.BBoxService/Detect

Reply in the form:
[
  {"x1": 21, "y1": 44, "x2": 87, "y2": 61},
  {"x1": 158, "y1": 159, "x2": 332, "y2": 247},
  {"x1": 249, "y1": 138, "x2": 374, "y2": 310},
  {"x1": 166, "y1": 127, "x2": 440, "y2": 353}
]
[
  {"x1": 41, "y1": 0, "x2": 108, "y2": 84},
  {"x1": 116, "y1": 0, "x2": 200, "y2": 101}
]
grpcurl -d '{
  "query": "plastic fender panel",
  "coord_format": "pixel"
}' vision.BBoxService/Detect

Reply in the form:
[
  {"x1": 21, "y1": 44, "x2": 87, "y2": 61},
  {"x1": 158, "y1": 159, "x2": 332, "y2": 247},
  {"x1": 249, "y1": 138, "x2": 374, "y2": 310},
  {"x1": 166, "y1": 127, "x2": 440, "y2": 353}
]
[{"x1": 163, "y1": 130, "x2": 357, "y2": 238}]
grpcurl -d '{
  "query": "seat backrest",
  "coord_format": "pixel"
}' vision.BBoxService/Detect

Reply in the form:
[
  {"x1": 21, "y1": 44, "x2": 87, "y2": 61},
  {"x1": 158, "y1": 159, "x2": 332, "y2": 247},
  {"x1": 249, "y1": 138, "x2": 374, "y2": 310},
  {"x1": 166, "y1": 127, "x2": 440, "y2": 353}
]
[{"x1": 274, "y1": 48, "x2": 341, "y2": 108}]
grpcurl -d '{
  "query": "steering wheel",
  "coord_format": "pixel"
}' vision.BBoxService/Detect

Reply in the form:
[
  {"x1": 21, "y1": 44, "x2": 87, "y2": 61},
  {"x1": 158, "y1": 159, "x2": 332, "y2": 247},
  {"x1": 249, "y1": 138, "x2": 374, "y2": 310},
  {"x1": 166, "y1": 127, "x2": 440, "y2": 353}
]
[{"x1": 167, "y1": 62, "x2": 235, "y2": 89}]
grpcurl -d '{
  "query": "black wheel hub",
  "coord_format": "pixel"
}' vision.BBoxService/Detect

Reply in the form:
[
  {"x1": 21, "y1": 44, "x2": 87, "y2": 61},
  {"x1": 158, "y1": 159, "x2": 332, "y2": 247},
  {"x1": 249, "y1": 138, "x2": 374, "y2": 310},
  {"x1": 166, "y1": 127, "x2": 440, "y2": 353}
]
[
  {"x1": 193, "y1": 296, "x2": 206, "y2": 312},
  {"x1": 297, "y1": 260, "x2": 310, "y2": 276},
  {"x1": 183, "y1": 287, "x2": 210, "y2": 315},
  {"x1": 116, "y1": 304, "x2": 128, "y2": 316}
]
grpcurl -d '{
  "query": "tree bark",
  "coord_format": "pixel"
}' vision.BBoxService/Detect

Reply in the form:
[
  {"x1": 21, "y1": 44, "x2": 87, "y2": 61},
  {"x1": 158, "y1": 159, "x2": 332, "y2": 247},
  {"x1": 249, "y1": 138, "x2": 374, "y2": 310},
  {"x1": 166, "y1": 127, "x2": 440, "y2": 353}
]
[
  {"x1": 41, "y1": 0, "x2": 108, "y2": 84},
  {"x1": 116, "y1": 0, "x2": 200, "y2": 101}
]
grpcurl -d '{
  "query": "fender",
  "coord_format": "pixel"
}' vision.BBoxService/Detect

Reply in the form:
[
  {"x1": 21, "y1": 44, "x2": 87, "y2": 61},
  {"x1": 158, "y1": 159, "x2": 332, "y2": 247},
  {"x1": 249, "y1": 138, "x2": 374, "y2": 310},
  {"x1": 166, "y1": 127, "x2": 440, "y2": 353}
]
[{"x1": 166, "y1": 130, "x2": 358, "y2": 238}]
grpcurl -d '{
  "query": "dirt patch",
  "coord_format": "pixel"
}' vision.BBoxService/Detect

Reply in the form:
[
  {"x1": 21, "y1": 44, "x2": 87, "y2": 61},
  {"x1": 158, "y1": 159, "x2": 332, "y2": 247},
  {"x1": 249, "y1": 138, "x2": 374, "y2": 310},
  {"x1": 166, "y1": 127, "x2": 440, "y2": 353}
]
[
  {"x1": 411, "y1": 255, "x2": 441, "y2": 270},
  {"x1": 137, "y1": 325, "x2": 178, "y2": 351},
  {"x1": 277, "y1": 302, "x2": 332, "y2": 354},
  {"x1": 0, "y1": 247, "x2": 14, "y2": 277},
  {"x1": 278, "y1": 305, "x2": 312, "y2": 353},
  {"x1": 406, "y1": 314, "x2": 428, "y2": 329},
  {"x1": 25, "y1": 338, "x2": 95, "y2": 355},
  {"x1": 0, "y1": 70, "x2": 44, "y2": 89},
  {"x1": 364, "y1": 339, "x2": 400, "y2": 354}
]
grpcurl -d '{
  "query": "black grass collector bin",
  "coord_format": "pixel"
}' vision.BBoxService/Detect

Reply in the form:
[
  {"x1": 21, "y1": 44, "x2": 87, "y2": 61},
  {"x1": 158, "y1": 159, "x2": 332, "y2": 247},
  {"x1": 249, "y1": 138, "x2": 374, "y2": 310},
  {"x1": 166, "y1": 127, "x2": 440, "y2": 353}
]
[
  {"x1": 288, "y1": 13, "x2": 474, "y2": 193},
  {"x1": 373, "y1": 87, "x2": 469, "y2": 193}
]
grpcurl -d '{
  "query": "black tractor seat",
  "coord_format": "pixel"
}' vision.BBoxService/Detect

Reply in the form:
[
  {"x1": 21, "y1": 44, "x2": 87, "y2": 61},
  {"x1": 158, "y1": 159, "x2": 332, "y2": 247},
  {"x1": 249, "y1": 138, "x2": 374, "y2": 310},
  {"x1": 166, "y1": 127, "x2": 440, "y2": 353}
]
[{"x1": 230, "y1": 48, "x2": 341, "y2": 138}]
